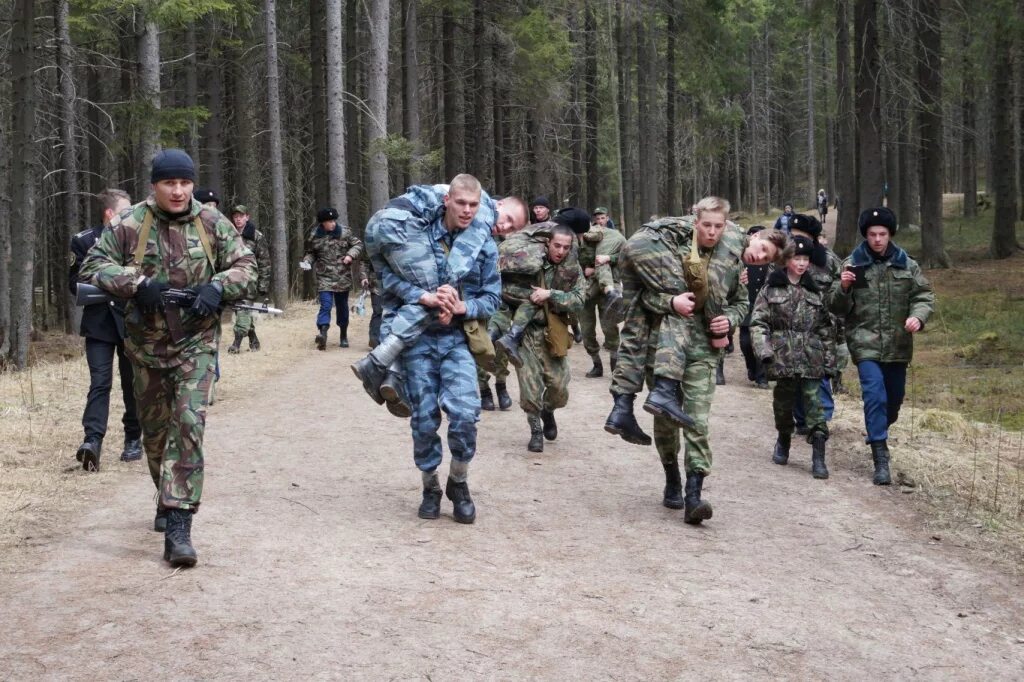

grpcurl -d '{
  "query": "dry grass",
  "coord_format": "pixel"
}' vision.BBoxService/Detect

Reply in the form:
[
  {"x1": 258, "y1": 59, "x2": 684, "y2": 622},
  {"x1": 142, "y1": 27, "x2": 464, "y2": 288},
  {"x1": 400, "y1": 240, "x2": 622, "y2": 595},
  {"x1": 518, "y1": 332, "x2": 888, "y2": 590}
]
[{"x1": 0, "y1": 301, "x2": 373, "y2": 559}]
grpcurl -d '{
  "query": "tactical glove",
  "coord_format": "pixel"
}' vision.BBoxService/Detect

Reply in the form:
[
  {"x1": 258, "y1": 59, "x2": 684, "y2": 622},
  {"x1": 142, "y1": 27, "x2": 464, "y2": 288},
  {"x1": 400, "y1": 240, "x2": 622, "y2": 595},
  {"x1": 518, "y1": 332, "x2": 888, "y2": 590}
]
[
  {"x1": 134, "y1": 277, "x2": 169, "y2": 314},
  {"x1": 190, "y1": 281, "x2": 224, "y2": 317}
]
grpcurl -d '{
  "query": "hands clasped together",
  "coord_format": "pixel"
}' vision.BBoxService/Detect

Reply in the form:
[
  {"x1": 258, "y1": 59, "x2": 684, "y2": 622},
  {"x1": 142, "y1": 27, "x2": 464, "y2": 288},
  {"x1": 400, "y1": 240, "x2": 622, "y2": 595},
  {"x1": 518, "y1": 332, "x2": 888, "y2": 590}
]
[{"x1": 420, "y1": 284, "x2": 468, "y2": 325}]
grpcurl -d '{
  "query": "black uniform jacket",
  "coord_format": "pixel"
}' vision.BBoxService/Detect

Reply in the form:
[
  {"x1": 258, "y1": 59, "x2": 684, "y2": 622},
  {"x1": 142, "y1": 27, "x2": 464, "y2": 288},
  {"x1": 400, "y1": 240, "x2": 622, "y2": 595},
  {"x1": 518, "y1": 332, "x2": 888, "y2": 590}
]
[{"x1": 69, "y1": 226, "x2": 126, "y2": 344}]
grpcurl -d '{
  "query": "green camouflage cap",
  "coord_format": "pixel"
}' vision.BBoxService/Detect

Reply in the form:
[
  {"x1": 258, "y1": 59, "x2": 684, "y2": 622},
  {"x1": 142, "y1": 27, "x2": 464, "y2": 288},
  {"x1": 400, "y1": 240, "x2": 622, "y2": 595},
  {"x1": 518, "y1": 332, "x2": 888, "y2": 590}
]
[
  {"x1": 230, "y1": 204, "x2": 249, "y2": 216},
  {"x1": 592, "y1": 206, "x2": 609, "y2": 215}
]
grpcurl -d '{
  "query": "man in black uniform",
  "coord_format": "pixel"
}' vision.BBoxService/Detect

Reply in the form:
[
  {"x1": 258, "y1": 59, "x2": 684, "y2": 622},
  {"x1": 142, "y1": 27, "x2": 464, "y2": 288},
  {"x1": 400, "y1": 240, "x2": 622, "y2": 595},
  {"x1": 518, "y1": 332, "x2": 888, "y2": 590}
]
[{"x1": 69, "y1": 189, "x2": 142, "y2": 471}]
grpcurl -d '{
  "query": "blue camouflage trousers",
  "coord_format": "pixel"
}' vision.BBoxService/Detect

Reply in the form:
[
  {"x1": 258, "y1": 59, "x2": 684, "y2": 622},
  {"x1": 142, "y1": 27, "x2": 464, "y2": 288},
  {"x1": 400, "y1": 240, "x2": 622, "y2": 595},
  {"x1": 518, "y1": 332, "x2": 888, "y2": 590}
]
[{"x1": 402, "y1": 327, "x2": 481, "y2": 472}]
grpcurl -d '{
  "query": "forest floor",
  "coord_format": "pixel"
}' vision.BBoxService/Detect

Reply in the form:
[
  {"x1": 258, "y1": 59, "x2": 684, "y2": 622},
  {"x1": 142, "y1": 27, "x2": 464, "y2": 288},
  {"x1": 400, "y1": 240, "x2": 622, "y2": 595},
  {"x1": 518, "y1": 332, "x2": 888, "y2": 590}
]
[
  {"x1": 3, "y1": 313, "x2": 1024, "y2": 678},
  {"x1": 3, "y1": 213, "x2": 1024, "y2": 678}
]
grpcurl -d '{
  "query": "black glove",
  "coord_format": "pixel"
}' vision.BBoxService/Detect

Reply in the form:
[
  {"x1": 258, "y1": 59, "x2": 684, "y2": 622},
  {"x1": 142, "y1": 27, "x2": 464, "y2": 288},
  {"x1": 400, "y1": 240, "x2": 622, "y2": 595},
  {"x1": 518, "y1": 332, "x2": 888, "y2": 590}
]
[
  {"x1": 190, "y1": 281, "x2": 224, "y2": 317},
  {"x1": 134, "y1": 277, "x2": 168, "y2": 314}
]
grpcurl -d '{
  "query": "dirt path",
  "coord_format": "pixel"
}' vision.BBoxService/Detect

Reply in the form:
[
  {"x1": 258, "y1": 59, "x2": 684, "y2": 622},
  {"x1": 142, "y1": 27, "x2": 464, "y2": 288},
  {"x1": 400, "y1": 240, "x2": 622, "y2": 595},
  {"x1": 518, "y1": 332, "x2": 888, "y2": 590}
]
[{"x1": 3, "y1": 331, "x2": 1023, "y2": 679}]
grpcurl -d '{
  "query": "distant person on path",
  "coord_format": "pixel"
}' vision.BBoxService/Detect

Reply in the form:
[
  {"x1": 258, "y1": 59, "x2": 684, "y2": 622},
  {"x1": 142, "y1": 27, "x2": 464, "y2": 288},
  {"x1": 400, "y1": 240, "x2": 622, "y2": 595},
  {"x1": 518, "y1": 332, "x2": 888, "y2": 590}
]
[
  {"x1": 227, "y1": 205, "x2": 271, "y2": 353},
  {"x1": 300, "y1": 207, "x2": 363, "y2": 350},
  {"x1": 817, "y1": 189, "x2": 829, "y2": 223},
  {"x1": 69, "y1": 189, "x2": 141, "y2": 471},
  {"x1": 773, "y1": 203, "x2": 795, "y2": 234},
  {"x1": 737, "y1": 225, "x2": 771, "y2": 389},
  {"x1": 833, "y1": 207, "x2": 934, "y2": 485}
]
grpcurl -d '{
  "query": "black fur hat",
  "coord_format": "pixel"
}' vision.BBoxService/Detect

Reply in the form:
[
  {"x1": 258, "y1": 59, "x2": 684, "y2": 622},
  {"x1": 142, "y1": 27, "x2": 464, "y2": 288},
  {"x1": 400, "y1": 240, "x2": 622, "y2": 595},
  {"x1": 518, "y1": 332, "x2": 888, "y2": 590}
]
[{"x1": 858, "y1": 206, "x2": 897, "y2": 237}]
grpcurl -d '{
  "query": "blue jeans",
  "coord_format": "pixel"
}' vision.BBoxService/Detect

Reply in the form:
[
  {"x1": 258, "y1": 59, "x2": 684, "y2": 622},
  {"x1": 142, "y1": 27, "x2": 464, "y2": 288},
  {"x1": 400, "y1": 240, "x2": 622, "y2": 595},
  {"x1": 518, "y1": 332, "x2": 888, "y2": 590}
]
[
  {"x1": 856, "y1": 361, "x2": 908, "y2": 443},
  {"x1": 402, "y1": 328, "x2": 481, "y2": 472},
  {"x1": 794, "y1": 377, "x2": 834, "y2": 427},
  {"x1": 316, "y1": 291, "x2": 349, "y2": 330}
]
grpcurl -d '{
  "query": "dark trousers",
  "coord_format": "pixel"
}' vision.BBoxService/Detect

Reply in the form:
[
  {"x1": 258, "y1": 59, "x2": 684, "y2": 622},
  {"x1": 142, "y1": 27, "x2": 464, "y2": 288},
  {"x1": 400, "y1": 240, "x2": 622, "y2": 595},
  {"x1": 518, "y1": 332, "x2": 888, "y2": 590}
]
[
  {"x1": 857, "y1": 360, "x2": 907, "y2": 443},
  {"x1": 369, "y1": 292, "x2": 383, "y2": 346},
  {"x1": 739, "y1": 326, "x2": 765, "y2": 383},
  {"x1": 83, "y1": 337, "x2": 140, "y2": 441},
  {"x1": 316, "y1": 291, "x2": 350, "y2": 333}
]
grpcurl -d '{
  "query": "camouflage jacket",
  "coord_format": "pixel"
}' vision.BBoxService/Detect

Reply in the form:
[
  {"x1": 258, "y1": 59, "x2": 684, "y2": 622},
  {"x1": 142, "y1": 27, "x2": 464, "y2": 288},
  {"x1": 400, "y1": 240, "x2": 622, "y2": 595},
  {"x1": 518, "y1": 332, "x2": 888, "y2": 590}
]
[
  {"x1": 766, "y1": 242, "x2": 845, "y2": 355},
  {"x1": 832, "y1": 241, "x2": 934, "y2": 364},
  {"x1": 501, "y1": 255, "x2": 585, "y2": 324},
  {"x1": 578, "y1": 224, "x2": 626, "y2": 298},
  {"x1": 623, "y1": 216, "x2": 749, "y2": 332},
  {"x1": 79, "y1": 196, "x2": 256, "y2": 369},
  {"x1": 360, "y1": 251, "x2": 381, "y2": 296},
  {"x1": 239, "y1": 220, "x2": 272, "y2": 296},
  {"x1": 302, "y1": 224, "x2": 363, "y2": 292},
  {"x1": 366, "y1": 184, "x2": 497, "y2": 306},
  {"x1": 750, "y1": 269, "x2": 834, "y2": 379}
]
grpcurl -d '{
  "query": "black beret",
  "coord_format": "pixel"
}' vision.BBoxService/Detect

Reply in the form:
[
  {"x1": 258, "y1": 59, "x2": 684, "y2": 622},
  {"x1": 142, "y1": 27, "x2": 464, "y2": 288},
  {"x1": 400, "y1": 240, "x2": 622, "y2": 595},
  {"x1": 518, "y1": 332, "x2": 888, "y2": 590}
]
[
  {"x1": 553, "y1": 207, "x2": 592, "y2": 235},
  {"x1": 792, "y1": 235, "x2": 815, "y2": 257},
  {"x1": 150, "y1": 148, "x2": 196, "y2": 183},
  {"x1": 531, "y1": 195, "x2": 551, "y2": 209},
  {"x1": 317, "y1": 207, "x2": 339, "y2": 223},
  {"x1": 858, "y1": 206, "x2": 897, "y2": 237},
  {"x1": 193, "y1": 188, "x2": 219, "y2": 205},
  {"x1": 790, "y1": 213, "x2": 822, "y2": 238}
]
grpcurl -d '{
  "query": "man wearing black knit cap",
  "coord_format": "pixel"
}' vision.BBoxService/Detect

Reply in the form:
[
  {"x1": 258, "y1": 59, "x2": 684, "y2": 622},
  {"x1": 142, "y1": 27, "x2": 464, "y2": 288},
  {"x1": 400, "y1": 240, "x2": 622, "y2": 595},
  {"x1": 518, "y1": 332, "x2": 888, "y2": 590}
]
[
  {"x1": 300, "y1": 207, "x2": 364, "y2": 349},
  {"x1": 79, "y1": 148, "x2": 256, "y2": 567},
  {"x1": 530, "y1": 195, "x2": 552, "y2": 224}
]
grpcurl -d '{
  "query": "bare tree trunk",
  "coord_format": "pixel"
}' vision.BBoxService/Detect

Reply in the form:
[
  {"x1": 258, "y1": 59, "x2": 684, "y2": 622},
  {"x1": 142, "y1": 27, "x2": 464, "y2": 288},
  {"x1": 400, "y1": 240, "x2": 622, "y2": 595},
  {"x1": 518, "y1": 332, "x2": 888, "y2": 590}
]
[
  {"x1": 806, "y1": 2, "x2": 816, "y2": 206},
  {"x1": 991, "y1": 11, "x2": 1019, "y2": 258},
  {"x1": 202, "y1": 16, "x2": 225, "y2": 196},
  {"x1": 231, "y1": 51, "x2": 257, "y2": 206},
  {"x1": 468, "y1": 0, "x2": 493, "y2": 186},
  {"x1": 835, "y1": 0, "x2": 859, "y2": 252},
  {"x1": 584, "y1": 0, "x2": 599, "y2": 210},
  {"x1": 367, "y1": 0, "x2": 390, "y2": 212},
  {"x1": 308, "y1": 0, "x2": 329, "y2": 204},
  {"x1": 325, "y1": 0, "x2": 349, "y2": 222},
  {"x1": 664, "y1": 8, "x2": 677, "y2": 214},
  {"x1": 492, "y1": 41, "x2": 506, "y2": 193},
  {"x1": 961, "y1": 29, "x2": 977, "y2": 217},
  {"x1": 616, "y1": 0, "x2": 635, "y2": 230},
  {"x1": 264, "y1": 0, "x2": 290, "y2": 304},
  {"x1": 56, "y1": 0, "x2": 77, "y2": 333},
  {"x1": 8, "y1": 0, "x2": 37, "y2": 368},
  {"x1": 605, "y1": 0, "x2": 626, "y2": 231},
  {"x1": 916, "y1": 0, "x2": 949, "y2": 267},
  {"x1": 402, "y1": 0, "x2": 421, "y2": 185},
  {"x1": 442, "y1": 9, "x2": 465, "y2": 179},
  {"x1": 184, "y1": 22, "x2": 200, "y2": 166},
  {"x1": 854, "y1": 0, "x2": 884, "y2": 210},
  {"x1": 636, "y1": 14, "x2": 657, "y2": 221},
  {"x1": 136, "y1": 13, "x2": 161, "y2": 193},
  {"x1": 0, "y1": 99, "x2": 10, "y2": 356}
]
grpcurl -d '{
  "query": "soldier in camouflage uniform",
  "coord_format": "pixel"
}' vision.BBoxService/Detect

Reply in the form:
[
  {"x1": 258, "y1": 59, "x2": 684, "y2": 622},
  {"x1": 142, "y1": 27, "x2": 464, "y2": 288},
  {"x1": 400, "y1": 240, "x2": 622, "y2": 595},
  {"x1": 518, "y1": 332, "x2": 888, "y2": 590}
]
[
  {"x1": 227, "y1": 205, "x2": 271, "y2": 353},
  {"x1": 499, "y1": 221, "x2": 585, "y2": 452},
  {"x1": 577, "y1": 207, "x2": 627, "y2": 378},
  {"x1": 751, "y1": 235, "x2": 834, "y2": 479},
  {"x1": 477, "y1": 226, "x2": 517, "y2": 412},
  {"x1": 301, "y1": 207, "x2": 363, "y2": 349},
  {"x1": 79, "y1": 149, "x2": 256, "y2": 568},
  {"x1": 604, "y1": 198, "x2": 788, "y2": 524},
  {"x1": 833, "y1": 207, "x2": 934, "y2": 485},
  {"x1": 360, "y1": 251, "x2": 383, "y2": 348},
  {"x1": 352, "y1": 180, "x2": 527, "y2": 418}
]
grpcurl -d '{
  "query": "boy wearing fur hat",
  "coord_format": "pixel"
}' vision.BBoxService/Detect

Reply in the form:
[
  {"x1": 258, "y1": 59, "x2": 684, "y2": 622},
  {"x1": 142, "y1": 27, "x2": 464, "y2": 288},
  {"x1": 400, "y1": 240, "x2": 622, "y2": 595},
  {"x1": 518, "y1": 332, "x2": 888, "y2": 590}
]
[
  {"x1": 834, "y1": 207, "x2": 934, "y2": 485},
  {"x1": 751, "y1": 235, "x2": 834, "y2": 479},
  {"x1": 300, "y1": 207, "x2": 364, "y2": 350}
]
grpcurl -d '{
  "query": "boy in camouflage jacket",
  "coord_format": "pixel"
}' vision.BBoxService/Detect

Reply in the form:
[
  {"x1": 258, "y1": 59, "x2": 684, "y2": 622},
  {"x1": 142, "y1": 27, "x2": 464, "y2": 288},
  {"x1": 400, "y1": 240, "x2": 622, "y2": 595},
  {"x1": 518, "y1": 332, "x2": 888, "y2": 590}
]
[
  {"x1": 301, "y1": 207, "x2": 364, "y2": 349},
  {"x1": 751, "y1": 235, "x2": 834, "y2": 480}
]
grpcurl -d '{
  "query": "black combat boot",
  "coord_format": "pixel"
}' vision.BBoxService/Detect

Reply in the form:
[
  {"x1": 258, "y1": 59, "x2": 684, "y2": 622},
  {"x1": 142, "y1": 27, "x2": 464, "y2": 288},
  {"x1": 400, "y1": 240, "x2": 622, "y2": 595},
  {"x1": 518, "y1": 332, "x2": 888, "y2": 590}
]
[
  {"x1": 870, "y1": 440, "x2": 892, "y2": 485},
  {"x1": 683, "y1": 472, "x2": 713, "y2": 525},
  {"x1": 480, "y1": 383, "x2": 496, "y2": 411},
  {"x1": 227, "y1": 331, "x2": 244, "y2": 354},
  {"x1": 662, "y1": 461, "x2": 684, "y2": 510},
  {"x1": 540, "y1": 409, "x2": 557, "y2": 441},
  {"x1": 379, "y1": 362, "x2": 411, "y2": 417},
  {"x1": 773, "y1": 432, "x2": 791, "y2": 465},
  {"x1": 445, "y1": 478, "x2": 476, "y2": 524},
  {"x1": 315, "y1": 324, "x2": 329, "y2": 351},
  {"x1": 153, "y1": 505, "x2": 168, "y2": 532},
  {"x1": 609, "y1": 352, "x2": 618, "y2": 372},
  {"x1": 642, "y1": 378, "x2": 698, "y2": 432},
  {"x1": 571, "y1": 322, "x2": 583, "y2": 344},
  {"x1": 76, "y1": 437, "x2": 102, "y2": 472},
  {"x1": 163, "y1": 509, "x2": 198, "y2": 568},
  {"x1": 604, "y1": 393, "x2": 652, "y2": 446},
  {"x1": 494, "y1": 325, "x2": 527, "y2": 369},
  {"x1": 120, "y1": 437, "x2": 142, "y2": 462},
  {"x1": 418, "y1": 474, "x2": 442, "y2": 520},
  {"x1": 495, "y1": 382, "x2": 513, "y2": 411},
  {"x1": 602, "y1": 288, "x2": 625, "y2": 324},
  {"x1": 585, "y1": 353, "x2": 604, "y2": 378},
  {"x1": 715, "y1": 359, "x2": 726, "y2": 386},
  {"x1": 339, "y1": 326, "x2": 349, "y2": 348},
  {"x1": 248, "y1": 328, "x2": 261, "y2": 351},
  {"x1": 528, "y1": 414, "x2": 544, "y2": 452},
  {"x1": 351, "y1": 337, "x2": 404, "y2": 405},
  {"x1": 811, "y1": 432, "x2": 829, "y2": 479}
]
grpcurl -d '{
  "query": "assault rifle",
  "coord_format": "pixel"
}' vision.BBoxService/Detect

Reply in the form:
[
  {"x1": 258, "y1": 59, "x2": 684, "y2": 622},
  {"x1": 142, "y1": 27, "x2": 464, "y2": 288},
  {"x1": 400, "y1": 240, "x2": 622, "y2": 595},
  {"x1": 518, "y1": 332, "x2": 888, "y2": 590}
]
[{"x1": 75, "y1": 282, "x2": 283, "y2": 315}]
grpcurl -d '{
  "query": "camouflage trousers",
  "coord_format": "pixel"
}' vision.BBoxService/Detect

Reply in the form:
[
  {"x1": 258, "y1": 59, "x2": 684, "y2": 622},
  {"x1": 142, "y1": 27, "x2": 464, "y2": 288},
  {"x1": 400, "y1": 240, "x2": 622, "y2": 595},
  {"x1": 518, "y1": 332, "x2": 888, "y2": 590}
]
[
  {"x1": 774, "y1": 378, "x2": 829, "y2": 440},
  {"x1": 653, "y1": 312, "x2": 697, "y2": 381},
  {"x1": 133, "y1": 353, "x2": 216, "y2": 511},
  {"x1": 609, "y1": 300, "x2": 652, "y2": 396},
  {"x1": 232, "y1": 308, "x2": 255, "y2": 336},
  {"x1": 580, "y1": 291, "x2": 620, "y2": 357},
  {"x1": 402, "y1": 327, "x2": 481, "y2": 472},
  {"x1": 477, "y1": 305, "x2": 511, "y2": 387},
  {"x1": 516, "y1": 326, "x2": 570, "y2": 415},
  {"x1": 653, "y1": 353, "x2": 719, "y2": 475}
]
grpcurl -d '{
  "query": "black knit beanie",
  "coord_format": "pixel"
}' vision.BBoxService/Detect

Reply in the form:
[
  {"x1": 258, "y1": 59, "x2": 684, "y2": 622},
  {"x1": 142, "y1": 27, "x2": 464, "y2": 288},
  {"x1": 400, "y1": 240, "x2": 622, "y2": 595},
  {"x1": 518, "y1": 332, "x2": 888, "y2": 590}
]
[{"x1": 151, "y1": 149, "x2": 196, "y2": 183}]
